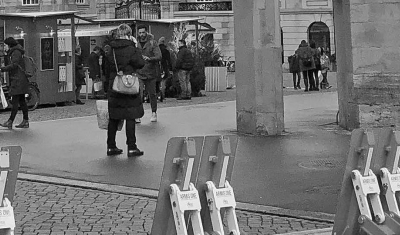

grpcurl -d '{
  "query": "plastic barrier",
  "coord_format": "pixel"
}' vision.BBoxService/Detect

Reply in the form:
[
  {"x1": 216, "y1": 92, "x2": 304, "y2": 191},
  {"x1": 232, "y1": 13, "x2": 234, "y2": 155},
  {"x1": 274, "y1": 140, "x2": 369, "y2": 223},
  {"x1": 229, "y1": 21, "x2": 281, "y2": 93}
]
[
  {"x1": 151, "y1": 135, "x2": 239, "y2": 235},
  {"x1": 0, "y1": 146, "x2": 22, "y2": 235},
  {"x1": 333, "y1": 128, "x2": 400, "y2": 235}
]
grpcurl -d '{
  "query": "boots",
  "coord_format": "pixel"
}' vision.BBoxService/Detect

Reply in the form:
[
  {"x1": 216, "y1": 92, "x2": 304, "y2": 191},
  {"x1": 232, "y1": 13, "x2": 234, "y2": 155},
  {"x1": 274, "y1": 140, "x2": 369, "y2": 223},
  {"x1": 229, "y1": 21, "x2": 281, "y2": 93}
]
[
  {"x1": 0, "y1": 120, "x2": 13, "y2": 129},
  {"x1": 15, "y1": 119, "x2": 29, "y2": 128}
]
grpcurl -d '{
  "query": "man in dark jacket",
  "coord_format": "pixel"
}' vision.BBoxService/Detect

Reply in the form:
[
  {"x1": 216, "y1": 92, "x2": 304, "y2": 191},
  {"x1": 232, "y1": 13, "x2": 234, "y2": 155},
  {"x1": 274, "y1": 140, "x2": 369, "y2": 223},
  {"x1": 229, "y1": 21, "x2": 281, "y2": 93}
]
[
  {"x1": 175, "y1": 39, "x2": 194, "y2": 100},
  {"x1": 87, "y1": 46, "x2": 102, "y2": 98},
  {"x1": 136, "y1": 25, "x2": 162, "y2": 122},
  {"x1": 157, "y1": 37, "x2": 172, "y2": 102},
  {"x1": 75, "y1": 47, "x2": 86, "y2": 105},
  {"x1": 295, "y1": 40, "x2": 316, "y2": 92},
  {"x1": 0, "y1": 37, "x2": 30, "y2": 129}
]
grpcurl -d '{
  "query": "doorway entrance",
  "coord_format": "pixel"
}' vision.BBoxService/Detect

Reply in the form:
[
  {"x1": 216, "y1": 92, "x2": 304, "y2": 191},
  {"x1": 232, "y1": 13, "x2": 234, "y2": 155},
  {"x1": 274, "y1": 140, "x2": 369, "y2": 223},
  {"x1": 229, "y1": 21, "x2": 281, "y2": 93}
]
[{"x1": 308, "y1": 22, "x2": 330, "y2": 54}]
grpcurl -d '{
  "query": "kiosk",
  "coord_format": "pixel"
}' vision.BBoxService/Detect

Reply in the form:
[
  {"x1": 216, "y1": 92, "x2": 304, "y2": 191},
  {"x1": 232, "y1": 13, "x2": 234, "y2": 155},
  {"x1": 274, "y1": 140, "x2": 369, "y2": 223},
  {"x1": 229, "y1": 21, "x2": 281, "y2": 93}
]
[{"x1": 0, "y1": 11, "x2": 77, "y2": 105}]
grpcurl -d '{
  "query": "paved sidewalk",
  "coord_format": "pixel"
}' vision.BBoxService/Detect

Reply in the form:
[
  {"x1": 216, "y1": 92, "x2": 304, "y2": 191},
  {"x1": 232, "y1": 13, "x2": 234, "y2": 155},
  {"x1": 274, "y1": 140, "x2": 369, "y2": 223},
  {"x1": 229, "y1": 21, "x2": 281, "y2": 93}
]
[{"x1": 13, "y1": 176, "x2": 333, "y2": 235}]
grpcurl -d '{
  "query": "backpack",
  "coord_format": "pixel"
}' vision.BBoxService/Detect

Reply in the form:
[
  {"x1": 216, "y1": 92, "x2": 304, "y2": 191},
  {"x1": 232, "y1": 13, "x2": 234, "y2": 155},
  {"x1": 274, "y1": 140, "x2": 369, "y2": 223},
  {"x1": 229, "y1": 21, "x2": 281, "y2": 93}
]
[
  {"x1": 20, "y1": 55, "x2": 37, "y2": 78},
  {"x1": 302, "y1": 56, "x2": 312, "y2": 67},
  {"x1": 320, "y1": 55, "x2": 330, "y2": 69}
]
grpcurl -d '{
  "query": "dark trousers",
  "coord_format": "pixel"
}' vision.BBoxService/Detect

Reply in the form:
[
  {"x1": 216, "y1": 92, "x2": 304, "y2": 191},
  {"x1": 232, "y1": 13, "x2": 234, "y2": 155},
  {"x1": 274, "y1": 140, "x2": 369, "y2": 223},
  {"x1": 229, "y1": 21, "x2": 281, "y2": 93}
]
[
  {"x1": 292, "y1": 72, "x2": 301, "y2": 88},
  {"x1": 75, "y1": 85, "x2": 82, "y2": 101},
  {"x1": 107, "y1": 119, "x2": 137, "y2": 150},
  {"x1": 139, "y1": 79, "x2": 157, "y2": 113},
  {"x1": 302, "y1": 70, "x2": 316, "y2": 90},
  {"x1": 10, "y1": 94, "x2": 28, "y2": 121}
]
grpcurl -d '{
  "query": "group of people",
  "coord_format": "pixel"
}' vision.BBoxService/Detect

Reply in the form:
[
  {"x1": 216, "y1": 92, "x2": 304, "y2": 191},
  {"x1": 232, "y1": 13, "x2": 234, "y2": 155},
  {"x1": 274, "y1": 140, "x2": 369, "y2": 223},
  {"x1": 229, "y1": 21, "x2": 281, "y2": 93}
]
[{"x1": 288, "y1": 40, "x2": 331, "y2": 91}]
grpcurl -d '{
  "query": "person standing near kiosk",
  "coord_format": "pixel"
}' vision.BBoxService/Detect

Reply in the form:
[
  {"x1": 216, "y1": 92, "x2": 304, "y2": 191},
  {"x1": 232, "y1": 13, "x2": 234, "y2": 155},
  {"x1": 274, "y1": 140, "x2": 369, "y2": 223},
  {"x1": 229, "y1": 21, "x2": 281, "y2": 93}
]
[{"x1": 0, "y1": 37, "x2": 29, "y2": 129}]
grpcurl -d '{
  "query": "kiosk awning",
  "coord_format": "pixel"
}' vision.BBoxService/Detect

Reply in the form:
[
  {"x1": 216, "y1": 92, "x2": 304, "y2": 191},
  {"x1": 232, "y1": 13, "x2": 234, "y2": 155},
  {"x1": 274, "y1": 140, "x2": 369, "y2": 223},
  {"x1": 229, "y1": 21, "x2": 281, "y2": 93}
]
[{"x1": 58, "y1": 26, "x2": 117, "y2": 37}]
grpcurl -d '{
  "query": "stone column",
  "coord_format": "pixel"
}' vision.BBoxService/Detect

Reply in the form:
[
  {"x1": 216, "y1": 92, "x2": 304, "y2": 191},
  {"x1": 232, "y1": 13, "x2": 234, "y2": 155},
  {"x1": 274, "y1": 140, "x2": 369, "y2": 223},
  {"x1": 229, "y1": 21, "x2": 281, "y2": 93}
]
[
  {"x1": 160, "y1": 0, "x2": 180, "y2": 19},
  {"x1": 334, "y1": 0, "x2": 400, "y2": 129},
  {"x1": 233, "y1": 0, "x2": 284, "y2": 135}
]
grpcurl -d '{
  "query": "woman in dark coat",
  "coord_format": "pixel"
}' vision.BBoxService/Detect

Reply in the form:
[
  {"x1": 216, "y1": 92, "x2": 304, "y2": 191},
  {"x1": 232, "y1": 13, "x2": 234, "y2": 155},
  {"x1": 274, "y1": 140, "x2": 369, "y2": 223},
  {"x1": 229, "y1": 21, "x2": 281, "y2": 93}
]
[
  {"x1": 295, "y1": 40, "x2": 316, "y2": 92},
  {"x1": 0, "y1": 37, "x2": 30, "y2": 129},
  {"x1": 105, "y1": 23, "x2": 146, "y2": 157}
]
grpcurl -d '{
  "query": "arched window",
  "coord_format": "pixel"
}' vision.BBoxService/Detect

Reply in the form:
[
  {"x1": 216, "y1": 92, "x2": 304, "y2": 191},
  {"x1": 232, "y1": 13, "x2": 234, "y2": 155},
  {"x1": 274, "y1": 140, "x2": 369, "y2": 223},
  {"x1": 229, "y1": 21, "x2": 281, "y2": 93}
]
[{"x1": 308, "y1": 22, "x2": 330, "y2": 54}]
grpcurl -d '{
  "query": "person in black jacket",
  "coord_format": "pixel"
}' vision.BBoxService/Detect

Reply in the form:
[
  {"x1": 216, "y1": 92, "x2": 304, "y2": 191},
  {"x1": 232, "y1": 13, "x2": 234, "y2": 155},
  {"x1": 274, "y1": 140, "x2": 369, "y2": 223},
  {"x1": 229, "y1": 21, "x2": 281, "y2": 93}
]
[
  {"x1": 175, "y1": 39, "x2": 194, "y2": 100},
  {"x1": 105, "y1": 23, "x2": 146, "y2": 157},
  {"x1": 0, "y1": 37, "x2": 30, "y2": 129},
  {"x1": 157, "y1": 37, "x2": 172, "y2": 102},
  {"x1": 75, "y1": 47, "x2": 86, "y2": 105}
]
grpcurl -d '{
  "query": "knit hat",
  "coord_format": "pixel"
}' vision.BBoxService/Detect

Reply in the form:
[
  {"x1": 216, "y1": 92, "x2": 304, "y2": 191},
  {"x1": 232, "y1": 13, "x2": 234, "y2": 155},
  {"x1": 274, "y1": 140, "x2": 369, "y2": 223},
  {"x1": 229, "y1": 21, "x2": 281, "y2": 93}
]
[
  {"x1": 4, "y1": 37, "x2": 18, "y2": 47},
  {"x1": 158, "y1": 37, "x2": 165, "y2": 45}
]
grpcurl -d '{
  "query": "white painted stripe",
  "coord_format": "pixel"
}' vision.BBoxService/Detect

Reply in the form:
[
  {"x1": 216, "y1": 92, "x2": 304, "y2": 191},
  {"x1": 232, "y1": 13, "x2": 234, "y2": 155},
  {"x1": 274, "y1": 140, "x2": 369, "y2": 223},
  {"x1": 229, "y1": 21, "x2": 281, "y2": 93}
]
[
  {"x1": 364, "y1": 147, "x2": 373, "y2": 176},
  {"x1": 219, "y1": 156, "x2": 230, "y2": 188},
  {"x1": 183, "y1": 158, "x2": 194, "y2": 191}
]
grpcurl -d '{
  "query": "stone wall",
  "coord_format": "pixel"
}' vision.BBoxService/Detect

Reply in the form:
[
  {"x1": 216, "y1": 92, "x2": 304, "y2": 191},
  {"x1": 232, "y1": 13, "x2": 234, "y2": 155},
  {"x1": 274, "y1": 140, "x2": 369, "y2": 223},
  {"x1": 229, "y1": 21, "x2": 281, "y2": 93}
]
[{"x1": 334, "y1": 0, "x2": 400, "y2": 129}]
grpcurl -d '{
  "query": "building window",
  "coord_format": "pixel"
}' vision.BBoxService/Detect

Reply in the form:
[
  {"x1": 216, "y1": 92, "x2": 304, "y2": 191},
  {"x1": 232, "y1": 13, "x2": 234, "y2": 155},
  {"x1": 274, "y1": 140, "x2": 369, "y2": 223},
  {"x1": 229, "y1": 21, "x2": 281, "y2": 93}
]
[
  {"x1": 22, "y1": 0, "x2": 39, "y2": 5},
  {"x1": 76, "y1": 0, "x2": 85, "y2": 4}
]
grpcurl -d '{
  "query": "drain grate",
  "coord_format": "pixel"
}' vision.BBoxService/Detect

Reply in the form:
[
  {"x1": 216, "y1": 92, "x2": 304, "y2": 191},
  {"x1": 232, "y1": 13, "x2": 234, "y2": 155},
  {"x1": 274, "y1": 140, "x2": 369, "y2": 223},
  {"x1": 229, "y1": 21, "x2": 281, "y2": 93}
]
[{"x1": 298, "y1": 159, "x2": 345, "y2": 170}]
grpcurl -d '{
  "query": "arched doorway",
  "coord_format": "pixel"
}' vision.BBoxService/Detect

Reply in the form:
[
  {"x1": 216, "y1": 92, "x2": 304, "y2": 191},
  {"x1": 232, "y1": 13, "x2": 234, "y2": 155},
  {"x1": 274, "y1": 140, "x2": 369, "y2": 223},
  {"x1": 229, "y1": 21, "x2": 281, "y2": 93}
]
[{"x1": 308, "y1": 22, "x2": 330, "y2": 54}]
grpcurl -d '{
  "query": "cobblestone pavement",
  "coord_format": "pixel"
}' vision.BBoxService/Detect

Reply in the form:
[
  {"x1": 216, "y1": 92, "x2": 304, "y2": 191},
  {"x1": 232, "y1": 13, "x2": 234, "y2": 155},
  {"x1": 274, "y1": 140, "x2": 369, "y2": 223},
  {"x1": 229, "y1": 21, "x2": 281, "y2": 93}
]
[{"x1": 13, "y1": 180, "x2": 333, "y2": 235}]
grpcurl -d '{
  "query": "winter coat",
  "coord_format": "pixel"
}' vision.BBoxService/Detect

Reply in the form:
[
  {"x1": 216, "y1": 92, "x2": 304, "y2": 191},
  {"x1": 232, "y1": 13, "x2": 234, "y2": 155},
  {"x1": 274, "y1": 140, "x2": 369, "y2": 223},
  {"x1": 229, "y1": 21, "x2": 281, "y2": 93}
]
[
  {"x1": 312, "y1": 48, "x2": 321, "y2": 70},
  {"x1": 136, "y1": 34, "x2": 162, "y2": 80},
  {"x1": 75, "y1": 54, "x2": 86, "y2": 86},
  {"x1": 288, "y1": 54, "x2": 300, "y2": 73},
  {"x1": 159, "y1": 44, "x2": 172, "y2": 75},
  {"x1": 295, "y1": 42, "x2": 315, "y2": 72},
  {"x1": 87, "y1": 52, "x2": 101, "y2": 80},
  {"x1": 106, "y1": 39, "x2": 146, "y2": 120},
  {"x1": 0, "y1": 44, "x2": 29, "y2": 95},
  {"x1": 175, "y1": 45, "x2": 194, "y2": 71}
]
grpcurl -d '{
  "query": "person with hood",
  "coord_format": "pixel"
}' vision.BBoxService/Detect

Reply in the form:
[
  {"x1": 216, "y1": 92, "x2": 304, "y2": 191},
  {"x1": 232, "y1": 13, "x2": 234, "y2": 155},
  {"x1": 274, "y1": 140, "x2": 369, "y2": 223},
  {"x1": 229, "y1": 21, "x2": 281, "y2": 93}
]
[
  {"x1": 295, "y1": 40, "x2": 316, "y2": 92},
  {"x1": 136, "y1": 25, "x2": 162, "y2": 123},
  {"x1": 175, "y1": 39, "x2": 195, "y2": 100},
  {"x1": 0, "y1": 37, "x2": 30, "y2": 129},
  {"x1": 105, "y1": 23, "x2": 146, "y2": 157}
]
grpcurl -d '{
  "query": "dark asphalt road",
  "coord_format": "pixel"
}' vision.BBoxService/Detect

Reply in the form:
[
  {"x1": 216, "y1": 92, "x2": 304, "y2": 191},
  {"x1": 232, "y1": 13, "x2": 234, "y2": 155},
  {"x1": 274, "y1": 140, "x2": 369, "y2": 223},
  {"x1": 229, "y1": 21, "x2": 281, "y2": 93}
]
[{"x1": 0, "y1": 91, "x2": 350, "y2": 214}]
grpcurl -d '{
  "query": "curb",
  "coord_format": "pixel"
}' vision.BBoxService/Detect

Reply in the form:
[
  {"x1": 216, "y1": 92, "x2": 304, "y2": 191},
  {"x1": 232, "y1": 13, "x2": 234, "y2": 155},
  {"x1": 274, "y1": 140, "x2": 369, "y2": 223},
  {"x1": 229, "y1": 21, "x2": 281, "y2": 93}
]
[
  {"x1": 280, "y1": 228, "x2": 333, "y2": 235},
  {"x1": 17, "y1": 173, "x2": 335, "y2": 224}
]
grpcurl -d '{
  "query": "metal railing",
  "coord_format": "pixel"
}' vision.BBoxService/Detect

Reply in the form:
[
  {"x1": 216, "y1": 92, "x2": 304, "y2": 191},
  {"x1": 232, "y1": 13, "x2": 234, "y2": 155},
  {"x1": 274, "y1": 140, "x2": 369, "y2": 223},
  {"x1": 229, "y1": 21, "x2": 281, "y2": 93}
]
[
  {"x1": 178, "y1": 1, "x2": 232, "y2": 11},
  {"x1": 116, "y1": 0, "x2": 161, "y2": 19}
]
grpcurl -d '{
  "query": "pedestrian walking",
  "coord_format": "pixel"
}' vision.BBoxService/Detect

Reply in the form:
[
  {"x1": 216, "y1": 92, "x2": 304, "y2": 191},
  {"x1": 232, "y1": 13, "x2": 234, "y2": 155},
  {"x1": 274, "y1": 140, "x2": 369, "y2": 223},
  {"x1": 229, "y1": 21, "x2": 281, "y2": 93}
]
[
  {"x1": 136, "y1": 25, "x2": 162, "y2": 123},
  {"x1": 320, "y1": 48, "x2": 331, "y2": 89},
  {"x1": 157, "y1": 36, "x2": 172, "y2": 102},
  {"x1": 87, "y1": 46, "x2": 102, "y2": 98},
  {"x1": 175, "y1": 39, "x2": 195, "y2": 100},
  {"x1": 310, "y1": 41, "x2": 321, "y2": 91},
  {"x1": 105, "y1": 23, "x2": 145, "y2": 157},
  {"x1": 295, "y1": 40, "x2": 316, "y2": 92},
  {"x1": 288, "y1": 54, "x2": 301, "y2": 89},
  {"x1": 0, "y1": 37, "x2": 30, "y2": 129},
  {"x1": 74, "y1": 47, "x2": 86, "y2": 105}
]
